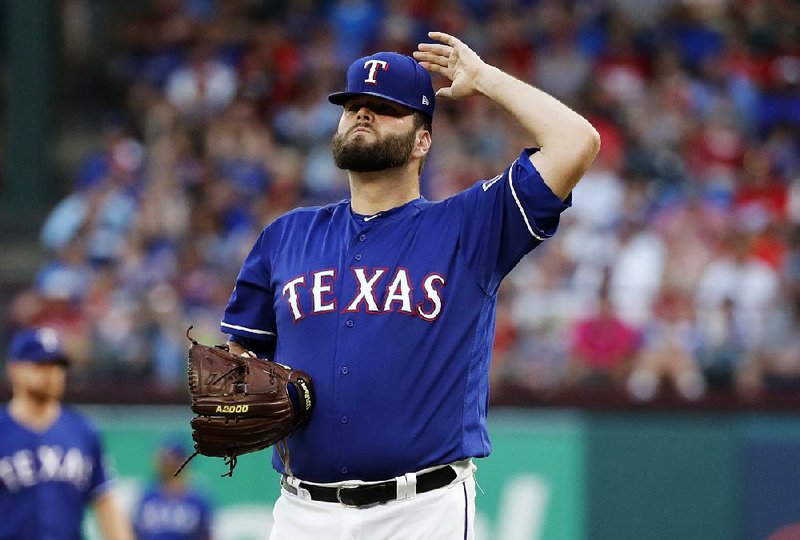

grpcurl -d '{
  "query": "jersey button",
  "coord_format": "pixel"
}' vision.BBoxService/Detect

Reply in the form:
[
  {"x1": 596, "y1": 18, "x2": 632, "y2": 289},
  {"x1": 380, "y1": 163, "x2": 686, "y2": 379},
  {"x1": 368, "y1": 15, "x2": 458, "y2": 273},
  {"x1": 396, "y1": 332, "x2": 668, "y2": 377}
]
[
  {"x1": 345, "y1": 319, "x2": 354, "y2": 328},
  {"x1": 359, "y1": 234, "x2": 366, "y2": 242},
  {"x1": 341, "y1": 416, "x2": 349, "y2": 424},
  {"x1": 354, "y1": 253, "x2": 362, "y2": 261},
  {"x1": 341, "y1": 366, "x2": 349, "y2": 375},
  {"x1": 341, "y1": 466, "x2": 348, "y2": 474}
]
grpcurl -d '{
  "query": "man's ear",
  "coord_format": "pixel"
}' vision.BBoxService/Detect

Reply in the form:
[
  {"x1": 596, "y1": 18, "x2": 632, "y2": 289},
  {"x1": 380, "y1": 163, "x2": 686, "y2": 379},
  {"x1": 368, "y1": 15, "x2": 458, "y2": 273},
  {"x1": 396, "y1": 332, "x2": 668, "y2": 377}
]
[{"x1": 415, "y1": 129, "x2": 432, "y2": 158}]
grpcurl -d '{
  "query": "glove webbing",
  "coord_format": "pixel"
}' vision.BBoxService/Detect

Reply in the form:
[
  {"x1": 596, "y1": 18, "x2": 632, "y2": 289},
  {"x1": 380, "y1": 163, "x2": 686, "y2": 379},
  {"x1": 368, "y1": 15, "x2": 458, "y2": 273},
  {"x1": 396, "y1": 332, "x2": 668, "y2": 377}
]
[
  {"x1": 173, "y1": 448, "x2": 240, "y2": 478},
  {"x1": 174, "y1": 451, "x2": 199, "y2": 477}
]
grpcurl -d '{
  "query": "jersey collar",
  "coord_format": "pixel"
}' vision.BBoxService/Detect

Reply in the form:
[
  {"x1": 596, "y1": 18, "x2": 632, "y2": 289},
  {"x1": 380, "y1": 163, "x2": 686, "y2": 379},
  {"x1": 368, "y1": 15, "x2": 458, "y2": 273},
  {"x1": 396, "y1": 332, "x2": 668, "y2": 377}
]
[{"x1": 349, "y1": 196, "x2": 426, "y2": 225}]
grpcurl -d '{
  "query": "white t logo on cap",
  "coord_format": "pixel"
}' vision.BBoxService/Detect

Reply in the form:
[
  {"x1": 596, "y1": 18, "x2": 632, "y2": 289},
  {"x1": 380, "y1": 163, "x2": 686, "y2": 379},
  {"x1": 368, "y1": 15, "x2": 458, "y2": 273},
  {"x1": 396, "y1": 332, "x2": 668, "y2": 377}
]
[
  {"x1": 364, "y1": 59, "x2": 388, "y2": 84},
  {"x1": 37, "y1": 328, "x2": 60, "y2": 353}
]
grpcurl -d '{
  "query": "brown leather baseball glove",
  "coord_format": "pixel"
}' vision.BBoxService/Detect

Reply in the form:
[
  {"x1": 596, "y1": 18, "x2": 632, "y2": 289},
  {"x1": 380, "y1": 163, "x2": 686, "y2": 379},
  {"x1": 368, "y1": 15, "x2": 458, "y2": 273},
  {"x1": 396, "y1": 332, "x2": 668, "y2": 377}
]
[{"x1": 177, "y1": 328, "x2": 314, "y2": 477}]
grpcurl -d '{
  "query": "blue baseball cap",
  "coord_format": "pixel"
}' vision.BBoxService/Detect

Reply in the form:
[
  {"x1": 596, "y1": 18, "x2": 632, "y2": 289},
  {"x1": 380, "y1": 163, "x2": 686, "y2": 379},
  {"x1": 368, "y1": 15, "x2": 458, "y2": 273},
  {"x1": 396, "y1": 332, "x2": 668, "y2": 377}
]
[
  {"x1": 329, "y1": 52, "x2": 435, "y2": 118},
  {"x1": 157, "y1": 436, "x2": 189, "y2": 460},
  {"x1": 7, "y1": 328, "x2": 69, "y2": 365}
]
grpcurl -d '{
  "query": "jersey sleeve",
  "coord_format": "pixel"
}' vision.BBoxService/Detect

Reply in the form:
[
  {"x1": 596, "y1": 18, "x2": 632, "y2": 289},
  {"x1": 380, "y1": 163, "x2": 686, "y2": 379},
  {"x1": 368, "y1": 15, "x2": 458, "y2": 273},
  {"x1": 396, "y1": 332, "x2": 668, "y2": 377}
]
[
  {"x1": 87, "y1": 423, "x2": 113, "y2": 500},
  {"x1": 220, "y1": 228, "x2": 278, "y2": 344},
  {"x1": 197, "y1": 494, "x2": 213, "y2": 539},
  {"x1": 131, "y1": 493, "x2": 148, "y2": 538},
  {"x1": 454, "y1": 148, "x2": 572, "y2": 293}
]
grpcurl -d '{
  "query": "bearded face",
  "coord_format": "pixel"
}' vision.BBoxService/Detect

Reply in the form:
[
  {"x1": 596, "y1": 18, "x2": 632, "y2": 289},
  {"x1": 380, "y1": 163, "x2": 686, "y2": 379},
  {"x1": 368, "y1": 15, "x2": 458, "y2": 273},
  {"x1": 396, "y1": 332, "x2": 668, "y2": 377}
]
[
  {"x1": 331, "y1": 122, "x2": 418, "y2": 173},
  {"x1": 9, "y1": 363, "x2": 67, "y2": 402}
]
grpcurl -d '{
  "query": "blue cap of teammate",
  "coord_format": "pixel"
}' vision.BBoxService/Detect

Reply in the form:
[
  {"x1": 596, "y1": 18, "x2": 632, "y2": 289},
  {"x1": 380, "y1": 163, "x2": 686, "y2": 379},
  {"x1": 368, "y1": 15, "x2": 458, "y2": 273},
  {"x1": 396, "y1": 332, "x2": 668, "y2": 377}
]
[
  {"x1": 158, "y1": 436, "x2": 188, "y2": 460},
  {"x1": 329, "y1": 52, "x2": 435, "y2": 118},
  {"x1": 6, "y1": 327, "x2": 69, "y2": 365}
]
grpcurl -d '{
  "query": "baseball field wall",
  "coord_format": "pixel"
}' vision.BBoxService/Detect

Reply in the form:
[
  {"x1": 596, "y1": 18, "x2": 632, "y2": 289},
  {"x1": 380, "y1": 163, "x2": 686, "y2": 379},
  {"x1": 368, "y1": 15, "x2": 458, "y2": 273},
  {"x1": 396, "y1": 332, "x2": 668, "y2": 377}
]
[{"x1": 81, "y1": 407, "x2": 800, "y2": 540}]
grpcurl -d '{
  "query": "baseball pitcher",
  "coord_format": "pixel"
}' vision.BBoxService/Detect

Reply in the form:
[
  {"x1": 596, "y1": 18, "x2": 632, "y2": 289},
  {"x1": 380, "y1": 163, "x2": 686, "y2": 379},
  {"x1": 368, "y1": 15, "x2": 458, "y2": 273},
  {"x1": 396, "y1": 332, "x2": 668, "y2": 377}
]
[{"x1": 197, "y1": 31, "x2": 599, "y2": 539}]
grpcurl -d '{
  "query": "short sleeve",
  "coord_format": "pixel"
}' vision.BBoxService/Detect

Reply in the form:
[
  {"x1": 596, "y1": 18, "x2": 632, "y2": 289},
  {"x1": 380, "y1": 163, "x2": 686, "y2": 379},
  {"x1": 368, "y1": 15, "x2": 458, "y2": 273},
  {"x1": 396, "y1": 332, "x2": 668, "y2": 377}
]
[
  {"x1": 453, "y1": 148, "x2": 572, "y2": 293},
  {"x1": 198, "y1": 495, "x2": 213, "y2": 538},
  {"x1": 87, "y1": 425, "x2": 113, "y2": 500},
  {"x1": 221, "y1": 228, "x2": 278, "y2": 342}
]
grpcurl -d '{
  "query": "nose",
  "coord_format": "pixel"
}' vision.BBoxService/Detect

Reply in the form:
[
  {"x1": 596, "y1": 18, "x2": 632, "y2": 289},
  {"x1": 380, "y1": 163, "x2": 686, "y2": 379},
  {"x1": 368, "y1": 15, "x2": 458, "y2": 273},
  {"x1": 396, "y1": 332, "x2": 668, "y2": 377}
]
[{"x1": 356, "y1": 107, "x2": 374, "y2": 122}]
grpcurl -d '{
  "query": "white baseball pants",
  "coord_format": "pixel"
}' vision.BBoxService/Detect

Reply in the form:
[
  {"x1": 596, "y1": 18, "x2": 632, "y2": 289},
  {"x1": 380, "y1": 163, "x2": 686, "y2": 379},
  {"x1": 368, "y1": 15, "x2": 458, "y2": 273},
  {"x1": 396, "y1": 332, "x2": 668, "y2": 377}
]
[{"x1": 269, "y1": 461, "x2": 477, "y2": 540}]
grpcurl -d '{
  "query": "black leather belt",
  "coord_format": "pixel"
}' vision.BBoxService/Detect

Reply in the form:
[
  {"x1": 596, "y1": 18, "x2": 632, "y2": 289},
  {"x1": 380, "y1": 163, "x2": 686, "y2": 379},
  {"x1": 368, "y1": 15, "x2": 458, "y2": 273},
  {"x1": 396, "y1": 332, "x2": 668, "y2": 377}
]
[{"x1": 282, "y1": 465, "x2": 458, "y2": 507}]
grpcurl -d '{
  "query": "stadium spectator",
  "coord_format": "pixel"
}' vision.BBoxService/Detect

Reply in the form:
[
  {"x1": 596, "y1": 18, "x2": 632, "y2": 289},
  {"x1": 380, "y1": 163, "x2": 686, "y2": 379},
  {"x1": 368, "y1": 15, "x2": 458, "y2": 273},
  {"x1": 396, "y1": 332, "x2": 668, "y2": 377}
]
[
  {"x1": 626, "y1": 289, "x2": 706, "y2": 401},
  {"x1": 695, "y1": 229, "x2": 780, "y2": 353},
  {"x1": 567, "y1": 284, "x2": 640, "y2": 389}
]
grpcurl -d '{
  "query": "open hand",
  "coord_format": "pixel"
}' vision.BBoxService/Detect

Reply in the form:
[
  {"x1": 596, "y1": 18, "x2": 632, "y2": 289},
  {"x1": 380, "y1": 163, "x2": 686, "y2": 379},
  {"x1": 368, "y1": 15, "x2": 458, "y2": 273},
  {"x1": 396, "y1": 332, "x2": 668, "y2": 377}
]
[{"x1": 414, "y1": 32, "x2": 488, "y2": 100}]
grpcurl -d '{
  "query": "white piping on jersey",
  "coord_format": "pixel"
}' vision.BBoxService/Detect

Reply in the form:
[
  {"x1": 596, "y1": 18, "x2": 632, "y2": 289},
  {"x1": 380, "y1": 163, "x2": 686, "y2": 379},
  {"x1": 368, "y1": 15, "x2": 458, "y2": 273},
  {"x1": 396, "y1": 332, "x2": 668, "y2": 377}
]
[
  {"x1": 507, "y1": 161, "x2": 546, "y2": 241},
  {"x1": 220, "y1": 322, "x2": 277, "y2": 336},
  {"x1": 482, "y1": 173, "x2": 502, "y2": 191}
]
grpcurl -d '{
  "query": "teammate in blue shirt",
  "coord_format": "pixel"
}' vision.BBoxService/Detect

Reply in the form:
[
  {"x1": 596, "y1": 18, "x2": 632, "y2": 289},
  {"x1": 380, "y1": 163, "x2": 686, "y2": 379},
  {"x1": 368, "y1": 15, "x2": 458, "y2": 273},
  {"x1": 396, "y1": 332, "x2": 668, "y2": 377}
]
[
  {"x1": 0, "y1": 327, "x2": 133, "y2": 540},
  {"x1": 132, "y1": 440, "x2": 213, "y2": 540},
  {"x1": 221, "y1": 31, "x2": 600, "y2": 539}
]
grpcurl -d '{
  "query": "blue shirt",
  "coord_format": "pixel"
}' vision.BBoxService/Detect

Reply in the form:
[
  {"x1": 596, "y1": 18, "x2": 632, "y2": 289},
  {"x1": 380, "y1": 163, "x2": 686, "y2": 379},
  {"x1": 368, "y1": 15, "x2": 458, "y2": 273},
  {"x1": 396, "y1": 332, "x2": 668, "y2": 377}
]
[
  {"x1": 0, "y1": 406, "x2": 112, "y2": 540},
  {"x1": 133, "y1": 486, "x2": 212, "y2": 540},
  {"x1": 221, "y1": 150, "x2": 571, "y2": 482}
]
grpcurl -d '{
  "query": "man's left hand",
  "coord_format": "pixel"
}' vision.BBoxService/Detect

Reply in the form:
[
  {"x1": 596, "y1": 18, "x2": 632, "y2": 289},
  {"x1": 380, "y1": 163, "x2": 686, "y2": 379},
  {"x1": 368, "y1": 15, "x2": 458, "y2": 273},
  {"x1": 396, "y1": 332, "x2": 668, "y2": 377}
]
[{"x1": 414, "y1": 32, "x2": 489, "y2": 100}]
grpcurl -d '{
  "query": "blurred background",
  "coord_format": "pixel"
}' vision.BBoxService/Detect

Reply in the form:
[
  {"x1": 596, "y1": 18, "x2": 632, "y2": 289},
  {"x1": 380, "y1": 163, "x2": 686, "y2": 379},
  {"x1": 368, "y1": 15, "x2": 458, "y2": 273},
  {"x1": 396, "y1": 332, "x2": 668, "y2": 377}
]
[{"x1": 1, "y1": 0, "x2": 800, "y2": 538}]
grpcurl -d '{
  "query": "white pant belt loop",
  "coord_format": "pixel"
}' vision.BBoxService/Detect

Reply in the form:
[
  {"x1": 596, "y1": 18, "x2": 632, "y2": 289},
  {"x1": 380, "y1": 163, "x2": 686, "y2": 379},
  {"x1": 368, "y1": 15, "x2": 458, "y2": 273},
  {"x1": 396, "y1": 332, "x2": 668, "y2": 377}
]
[
  {"x1": 282, "y1": 474, "x2": 312, "y2": 501},
  {"x1": 396, "y1": 471, "x2": 417, "y2": 500}
]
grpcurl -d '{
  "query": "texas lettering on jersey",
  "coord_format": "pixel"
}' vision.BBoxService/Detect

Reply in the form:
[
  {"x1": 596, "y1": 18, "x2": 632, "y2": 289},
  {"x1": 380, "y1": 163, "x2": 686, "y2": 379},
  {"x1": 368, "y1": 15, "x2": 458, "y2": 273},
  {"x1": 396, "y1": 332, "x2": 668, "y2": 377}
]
[
  {"x1": 137, "y1": 500, "x2": 204, "y2": 534},
  {"x1": 0, "y1": 445, "x2": 95, "y2": 492},
  {"x1": 280, "y1": 267, "x2": 446, "y2": 322}
]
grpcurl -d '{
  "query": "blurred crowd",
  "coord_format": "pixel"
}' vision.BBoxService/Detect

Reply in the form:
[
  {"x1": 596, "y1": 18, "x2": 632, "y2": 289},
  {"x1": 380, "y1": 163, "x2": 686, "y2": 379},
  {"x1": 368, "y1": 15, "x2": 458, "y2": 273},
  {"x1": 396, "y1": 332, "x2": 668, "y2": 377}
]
[{"x1": 7, "y1": 0, "x2": 800, "y2": 401}]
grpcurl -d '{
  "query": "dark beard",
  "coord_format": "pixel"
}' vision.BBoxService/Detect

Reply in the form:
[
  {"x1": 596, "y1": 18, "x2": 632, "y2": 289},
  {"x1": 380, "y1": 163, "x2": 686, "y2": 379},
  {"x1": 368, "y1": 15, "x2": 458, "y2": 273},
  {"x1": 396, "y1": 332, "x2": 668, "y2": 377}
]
[{"x1": 331, "y1": 125, "x2": 417, "y2": 173}]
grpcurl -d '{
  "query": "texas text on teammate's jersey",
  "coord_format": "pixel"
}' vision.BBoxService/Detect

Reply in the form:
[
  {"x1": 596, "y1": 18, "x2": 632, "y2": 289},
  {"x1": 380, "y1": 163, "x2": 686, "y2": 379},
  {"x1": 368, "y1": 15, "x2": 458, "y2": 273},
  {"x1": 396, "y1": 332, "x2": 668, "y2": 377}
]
[
  {"x1": 133, "y1": 486, "x2": 212, "y2": 540},
  {"x1": 0, "y1": 406, "x2": 112, "y2": 540},
  {"x1": 221, "y1": 149, "x2": 571, "y2": 483}
]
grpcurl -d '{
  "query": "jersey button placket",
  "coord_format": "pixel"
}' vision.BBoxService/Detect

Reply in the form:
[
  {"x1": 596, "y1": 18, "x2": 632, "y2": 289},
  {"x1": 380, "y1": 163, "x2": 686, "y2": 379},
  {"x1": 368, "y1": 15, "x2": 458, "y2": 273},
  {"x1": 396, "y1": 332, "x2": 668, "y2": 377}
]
[{"x1": 338, "y1": 232, "x2": 365, "y2": 478}]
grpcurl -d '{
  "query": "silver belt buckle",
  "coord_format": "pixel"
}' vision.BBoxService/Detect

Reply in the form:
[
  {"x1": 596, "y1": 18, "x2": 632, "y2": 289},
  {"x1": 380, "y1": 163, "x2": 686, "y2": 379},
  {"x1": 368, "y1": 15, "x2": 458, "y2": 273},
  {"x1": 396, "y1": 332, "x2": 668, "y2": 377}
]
[{"x1": 335, "y1": 484, "x2": 360, "y2": 506}]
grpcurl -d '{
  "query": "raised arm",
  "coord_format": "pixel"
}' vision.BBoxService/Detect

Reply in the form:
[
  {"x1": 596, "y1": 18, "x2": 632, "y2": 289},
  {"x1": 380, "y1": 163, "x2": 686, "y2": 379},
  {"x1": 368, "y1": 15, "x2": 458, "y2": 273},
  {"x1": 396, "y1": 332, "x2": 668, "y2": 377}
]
[{"x1": 415, "y1": 31, "x2": 600, "y2": 200}]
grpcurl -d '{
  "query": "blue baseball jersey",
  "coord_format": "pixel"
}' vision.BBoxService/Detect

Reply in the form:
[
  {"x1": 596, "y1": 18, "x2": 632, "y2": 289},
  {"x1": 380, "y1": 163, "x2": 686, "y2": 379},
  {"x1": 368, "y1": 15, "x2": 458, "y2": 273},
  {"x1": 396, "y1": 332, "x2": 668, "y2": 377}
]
[
  {"x1": 133, "y1": 486, "x2": 212, "y2": 540},
  {"x1": 221, "y1": 149, "x2": 571, "y2": 483},
  {"x1": 0, "y1": 405, "x2": 112, "y2": 540}
]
